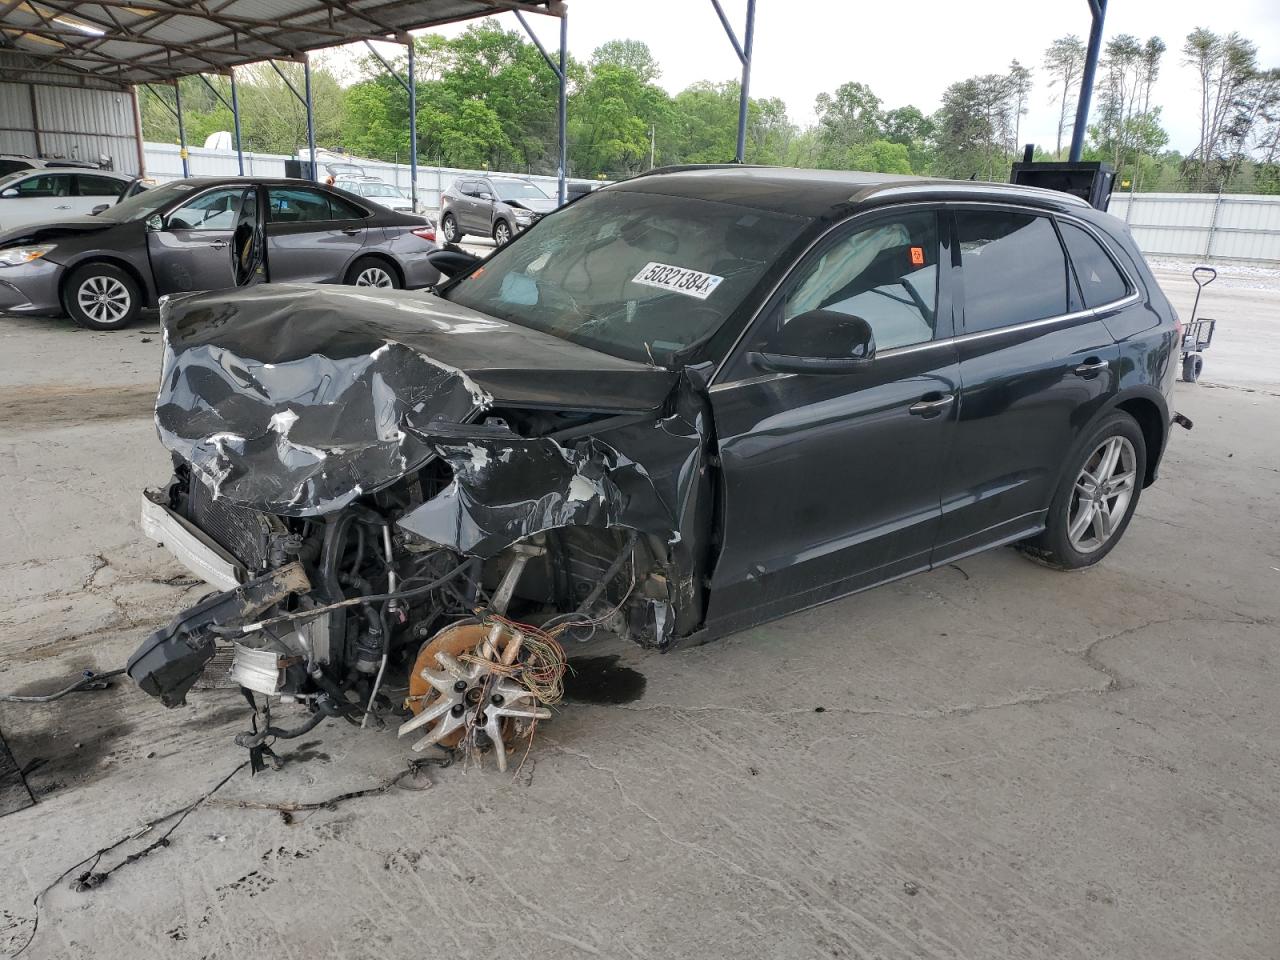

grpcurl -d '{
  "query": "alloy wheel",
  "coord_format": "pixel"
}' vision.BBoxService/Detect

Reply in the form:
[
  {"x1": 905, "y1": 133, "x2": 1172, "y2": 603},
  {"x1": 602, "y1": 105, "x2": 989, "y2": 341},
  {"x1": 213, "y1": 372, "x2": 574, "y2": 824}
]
[
  {"x1": 442, "y1": 216, "x2": 457, "y2": 242},
  {"x1": 494, "y1": 221, "x2": 511, "y2": 244},
  {"x1": 355, "y1": 265, "x2": 394, "y2": 288},
  {"x1": 1067, "y1": 435, "x2": 1137, "y2": 554},
  {"x1": 76, "y1": 275, "x2": 131, "y2": 326}
]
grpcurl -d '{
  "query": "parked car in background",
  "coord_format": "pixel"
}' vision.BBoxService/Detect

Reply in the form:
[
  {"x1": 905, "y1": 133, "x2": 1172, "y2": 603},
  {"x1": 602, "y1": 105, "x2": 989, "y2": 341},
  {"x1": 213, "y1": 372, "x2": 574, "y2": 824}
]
[
  {"x1": 335, "y1": 175, "x2": 416, "y2": 214},
  {"x1": 0, "y1": 155, "x2": 43, "y2": 177},
  {"x1": 324, "y1": 161, "x2": 365, "y2": 180},
  {"x1": 0, "y1": 169, "x2": 148, "y2": 233},
  {"x1": 0, "y1": 176, "x2": 439, "y2": 330},
  {"x1": 439, "y1": 175, "x2": 557, "y2": 245}
]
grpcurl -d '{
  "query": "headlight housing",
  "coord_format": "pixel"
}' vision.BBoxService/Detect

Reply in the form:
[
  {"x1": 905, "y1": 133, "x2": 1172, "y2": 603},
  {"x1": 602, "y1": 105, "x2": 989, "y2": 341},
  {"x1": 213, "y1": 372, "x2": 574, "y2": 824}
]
[
  {"x1": 0, "y1": 243, "x2": 56, "y2": 267},
  {"x1": 513, "y1": 209, "x2": 533, "y2": 222}
]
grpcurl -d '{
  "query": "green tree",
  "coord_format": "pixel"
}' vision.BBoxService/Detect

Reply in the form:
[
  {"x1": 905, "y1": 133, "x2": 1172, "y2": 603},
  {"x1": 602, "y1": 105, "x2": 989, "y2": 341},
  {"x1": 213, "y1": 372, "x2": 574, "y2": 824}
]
[
  {"x1": 1044, "y1": 35, "x2": 1087, "y2": 157},
  {"x1": 813, "y1": 81, "x2": 883, "y2": 164},
  {"x1": 591, "y1": 39, "x2": 661, "y2": 83}
]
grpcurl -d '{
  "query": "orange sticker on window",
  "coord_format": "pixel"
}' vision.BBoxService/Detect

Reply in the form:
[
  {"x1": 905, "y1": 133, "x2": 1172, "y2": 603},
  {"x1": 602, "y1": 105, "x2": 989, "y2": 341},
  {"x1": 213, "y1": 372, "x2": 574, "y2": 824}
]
[{"x1": 909, "y1": 246, "x2": 925, "y2": 266}]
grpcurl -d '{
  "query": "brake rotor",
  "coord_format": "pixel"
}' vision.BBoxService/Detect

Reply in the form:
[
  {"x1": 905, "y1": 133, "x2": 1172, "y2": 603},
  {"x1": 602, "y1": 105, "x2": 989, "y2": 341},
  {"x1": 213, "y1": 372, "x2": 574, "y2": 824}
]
[{"x1": 399, "y1": 620, "x2": 551, "y2": 771}]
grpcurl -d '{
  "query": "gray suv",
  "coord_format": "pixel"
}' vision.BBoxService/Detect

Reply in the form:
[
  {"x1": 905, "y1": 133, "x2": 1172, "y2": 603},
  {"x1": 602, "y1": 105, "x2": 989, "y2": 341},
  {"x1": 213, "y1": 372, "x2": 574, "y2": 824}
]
[{"x1": 439, "y1": 176, "x2": 558, "y2": 245}]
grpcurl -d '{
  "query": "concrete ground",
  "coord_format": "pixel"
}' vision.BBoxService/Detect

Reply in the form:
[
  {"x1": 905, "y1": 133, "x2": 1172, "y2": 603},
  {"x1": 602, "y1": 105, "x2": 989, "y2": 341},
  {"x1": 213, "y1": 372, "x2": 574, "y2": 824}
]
[{"x1": 1, "y1": 266, "x2": 1277, "y2": 959}]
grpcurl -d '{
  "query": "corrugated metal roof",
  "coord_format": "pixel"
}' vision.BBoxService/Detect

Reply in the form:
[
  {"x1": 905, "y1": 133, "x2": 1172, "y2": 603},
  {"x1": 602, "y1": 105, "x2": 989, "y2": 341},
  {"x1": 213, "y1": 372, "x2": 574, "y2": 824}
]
[{"x1": 0, "y1": 0, "x2": 563, "y2": 88}]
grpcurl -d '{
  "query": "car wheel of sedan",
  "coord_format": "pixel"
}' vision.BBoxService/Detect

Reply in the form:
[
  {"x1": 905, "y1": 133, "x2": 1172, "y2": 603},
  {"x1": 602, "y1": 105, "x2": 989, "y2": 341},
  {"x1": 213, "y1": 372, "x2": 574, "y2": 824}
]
[
  {"x1": 1019, "y1": 412, "x2": 1147, "y2": 570},
  {"x1": 345, "y1": 257, "x2": 400, "y2": 289},
  {"x1": 493, "y1": 220, "x2": 512, "y2": 245},
  {"x1": 63, "y1": 262, "x2": 142, "y2": 331},
  {"x1": 441, "y1": 213, "x2": 462, "y2": 243}
]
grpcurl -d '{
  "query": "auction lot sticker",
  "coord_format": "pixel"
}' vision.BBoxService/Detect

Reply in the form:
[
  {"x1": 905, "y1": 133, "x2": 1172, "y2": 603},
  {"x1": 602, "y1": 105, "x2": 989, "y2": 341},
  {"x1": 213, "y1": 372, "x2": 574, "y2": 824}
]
[{"x1": 632, "y1": 262, "x2": 725, "y2": 300}]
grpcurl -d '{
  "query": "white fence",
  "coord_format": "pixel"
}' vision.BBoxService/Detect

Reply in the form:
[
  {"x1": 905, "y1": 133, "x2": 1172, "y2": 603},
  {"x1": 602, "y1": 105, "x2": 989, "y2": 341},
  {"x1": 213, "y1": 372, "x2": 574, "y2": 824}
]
[
  {"x1": 142, "y1": 142, "x2": 596, "y2": 211},
  {"x1": 1107, "y1": 192, "x2": 1280, "y2": 264},
  {"x1": 141, "y1": 144, "x2": 1280, "y2": 265}
]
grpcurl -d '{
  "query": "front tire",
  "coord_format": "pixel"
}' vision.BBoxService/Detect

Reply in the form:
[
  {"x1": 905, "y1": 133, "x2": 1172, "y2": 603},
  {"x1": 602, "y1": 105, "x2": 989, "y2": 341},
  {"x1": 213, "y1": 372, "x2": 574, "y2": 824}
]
[
  {"x1": 63, "y1": 262, "x2": 142, "y2": 331},
  {"x1": 493, "y1": 219, "x2": 512, "y2": 245},
  {"x1": 441, "y1": 213, "x2": 462, "y2": 243},
  {"x1": 345, "y1": 257, "x2": 400, "y2": 289},
  {"x1": 1018, "y1": 412, "x2": 1147, "y2": 570}
]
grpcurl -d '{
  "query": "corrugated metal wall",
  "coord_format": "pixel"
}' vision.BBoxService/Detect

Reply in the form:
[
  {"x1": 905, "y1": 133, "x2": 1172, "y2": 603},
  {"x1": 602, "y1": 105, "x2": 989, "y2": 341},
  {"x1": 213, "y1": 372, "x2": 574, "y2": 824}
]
[
  {"x1": 0, "y1": 82, "x2": 140, "y2": 174},
  {"x1": 1107, "y1": 193, "x2": 1280, "y2": 264}
]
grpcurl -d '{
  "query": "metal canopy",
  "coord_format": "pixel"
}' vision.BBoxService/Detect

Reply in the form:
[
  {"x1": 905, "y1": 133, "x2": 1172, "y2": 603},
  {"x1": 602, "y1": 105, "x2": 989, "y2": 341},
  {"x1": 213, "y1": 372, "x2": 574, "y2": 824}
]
[{"x1": 0, "y1": 1, "x2": 564, "y2": 89}]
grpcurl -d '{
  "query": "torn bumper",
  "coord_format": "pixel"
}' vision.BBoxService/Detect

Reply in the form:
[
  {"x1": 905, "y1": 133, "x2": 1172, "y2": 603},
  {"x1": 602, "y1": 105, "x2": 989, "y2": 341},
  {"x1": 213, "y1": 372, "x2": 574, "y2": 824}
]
[{"x1": 140, "y1": 490, "x2": 245, "y2": 591}]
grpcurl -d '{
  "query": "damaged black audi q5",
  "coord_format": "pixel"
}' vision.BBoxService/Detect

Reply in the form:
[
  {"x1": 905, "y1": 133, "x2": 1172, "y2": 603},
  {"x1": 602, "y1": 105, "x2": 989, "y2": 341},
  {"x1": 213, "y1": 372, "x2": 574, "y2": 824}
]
[{"x1": 130, "y1": 166, "x2": 1182, "y2": 769}]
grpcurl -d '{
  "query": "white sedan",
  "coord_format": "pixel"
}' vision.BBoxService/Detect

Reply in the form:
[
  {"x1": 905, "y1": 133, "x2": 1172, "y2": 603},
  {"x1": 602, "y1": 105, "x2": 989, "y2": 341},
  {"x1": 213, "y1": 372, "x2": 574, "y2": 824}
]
[{"x1": 0, "y1": 168, "x2": 149, "y2": 233}]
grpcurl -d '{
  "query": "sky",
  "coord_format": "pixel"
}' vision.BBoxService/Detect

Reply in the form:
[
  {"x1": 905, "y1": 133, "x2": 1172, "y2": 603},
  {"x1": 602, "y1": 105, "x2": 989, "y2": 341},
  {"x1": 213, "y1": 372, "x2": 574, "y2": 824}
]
[{"x1": 396, "y1": 0, "x2": 1280, "y2": 155}]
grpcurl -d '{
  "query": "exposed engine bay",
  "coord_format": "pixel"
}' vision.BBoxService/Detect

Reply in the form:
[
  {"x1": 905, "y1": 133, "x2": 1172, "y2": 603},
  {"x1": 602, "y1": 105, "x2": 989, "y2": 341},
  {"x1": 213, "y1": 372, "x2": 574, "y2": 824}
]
[{"x1": 127, "y1": 284, "x2": 714, "y2": 769}]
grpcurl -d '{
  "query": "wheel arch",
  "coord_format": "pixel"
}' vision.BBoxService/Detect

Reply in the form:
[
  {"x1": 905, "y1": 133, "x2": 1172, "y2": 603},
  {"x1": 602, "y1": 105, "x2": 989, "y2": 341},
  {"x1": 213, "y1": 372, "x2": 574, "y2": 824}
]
[
  {"x1": 1111, "y1": 388, "x2": 1168, "y2": 487},
  {"x1": 58, "y1": 253, "x2": 154, "y2": 309},
  {"x1": 345, "y1": 251, "x2": 403, "y2": 287}
]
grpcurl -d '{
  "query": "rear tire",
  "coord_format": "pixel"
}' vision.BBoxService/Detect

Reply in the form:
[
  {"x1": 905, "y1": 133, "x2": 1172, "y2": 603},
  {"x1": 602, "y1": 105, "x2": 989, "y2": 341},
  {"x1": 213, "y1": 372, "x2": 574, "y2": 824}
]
[
  {"x1": 1181, "y1": 354, "x2": 1203, "y2": 383},
  {"x1": 1017, "y1": 412, "x2": 1147, "y2": 570},
  {"x1": 63, "y1": 261, "x2": 142, "y2": 331},
  {"x1": 344, "y1": 257, "x2": 400, "y2": 289},
  {"x1": 441, "y1": 213, "x2": 462, "y2": 243}
]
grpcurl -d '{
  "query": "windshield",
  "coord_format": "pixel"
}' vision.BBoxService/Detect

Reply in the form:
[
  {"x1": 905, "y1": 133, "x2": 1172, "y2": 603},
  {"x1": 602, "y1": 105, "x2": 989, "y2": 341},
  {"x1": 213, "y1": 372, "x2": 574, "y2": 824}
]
[
  {"x1": 443, "y1": 190, "x2": 808, "y2": 363},
  {"x1": 492, "y1": 180, "x2": 548, "y2": 201},
  {"x1": 360, "y1": 183, "x2": 404, "y2": 198},
  {"x1": 93, "y1": 180, "x2": 205, "y2": 222}
]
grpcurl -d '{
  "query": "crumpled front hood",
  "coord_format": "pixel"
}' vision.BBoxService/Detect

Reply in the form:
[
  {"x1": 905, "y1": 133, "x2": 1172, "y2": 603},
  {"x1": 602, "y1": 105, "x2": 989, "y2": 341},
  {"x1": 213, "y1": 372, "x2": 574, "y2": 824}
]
[
  {"x1": 0, "y1": 216, "x2": 114, "y2": 245},
  {"x1": 508, "y1": 198, "x2": 558, "y2": 214},
  {"x1": 154, "y1": 284, "x2": 675, "y2": 515}
]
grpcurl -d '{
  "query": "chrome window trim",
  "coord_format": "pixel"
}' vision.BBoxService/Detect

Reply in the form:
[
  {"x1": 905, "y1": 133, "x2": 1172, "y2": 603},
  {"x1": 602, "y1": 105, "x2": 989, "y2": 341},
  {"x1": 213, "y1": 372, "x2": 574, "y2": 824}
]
[
  {"x1": 707, "y1": 298, "x2": 1137, "y2": 394},
  {"x1": 710, "y1": 199, "x2": 1143, "y2": 390}
]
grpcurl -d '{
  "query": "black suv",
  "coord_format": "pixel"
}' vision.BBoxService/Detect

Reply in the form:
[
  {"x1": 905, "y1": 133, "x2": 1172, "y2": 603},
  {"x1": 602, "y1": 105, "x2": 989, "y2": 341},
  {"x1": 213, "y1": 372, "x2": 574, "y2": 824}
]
[{"x1": 131, "y1": 167, "x2": 1179, "y2": 744}]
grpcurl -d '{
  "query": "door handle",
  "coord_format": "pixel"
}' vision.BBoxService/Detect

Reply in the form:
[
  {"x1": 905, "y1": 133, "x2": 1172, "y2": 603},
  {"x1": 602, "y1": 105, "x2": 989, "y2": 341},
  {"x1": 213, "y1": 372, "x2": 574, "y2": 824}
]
[
  {"x1": 342, "y1": 227, "x2": 361, "y2": 236},
  {"x1": 1073, "y1": 358, "x2": 1109, "y2": 377},
  {"x1": 55, "y1": 204, "x2": 72, "y2": 209},
  {"x1": 209, "y1": 239, "x2": 229, "y2": 249},
  {"x1": 908, "y1": 393, "x2": 955, "y2": 418}
]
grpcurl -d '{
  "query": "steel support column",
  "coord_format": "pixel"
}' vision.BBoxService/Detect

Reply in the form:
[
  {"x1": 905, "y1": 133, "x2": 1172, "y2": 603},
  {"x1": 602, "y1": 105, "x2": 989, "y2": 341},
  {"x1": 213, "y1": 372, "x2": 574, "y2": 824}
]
[
  {"x1": 230, "y1": 68, "x2": 244, "y2": 175},
  {"x1": 514, "y1": 7, "x2": 568, "y2": 204},
  {"x1": 303, "y1": 55, "x2": 317, "y2": 180},
  {"x1": 557, "y1": 12, "x2": 567, "y2": 204},
  {"x1": 407, "y1": 38, "x2": 418, "y2": 211},
  {"x1": 197, "y1": 72, "x2": 245, "y2": 175},
  {"x1": 711, "y1": 0, "x2": 755, "y2": 163},
  {"x1": 1070, "y1": 0, "x2": 1106, "y2": 163},
  {"x1": 175, "y1": 80, "x2": 189, "y2": 177}
]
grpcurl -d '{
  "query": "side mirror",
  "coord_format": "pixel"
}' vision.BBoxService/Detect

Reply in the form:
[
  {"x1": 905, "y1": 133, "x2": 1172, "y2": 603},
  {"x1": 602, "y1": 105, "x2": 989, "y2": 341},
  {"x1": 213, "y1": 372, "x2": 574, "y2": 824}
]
[
  {"x1": 91, "y1": 203, "x2": 110, "y2": 215},
  {"x1": 426, "y1": 248, "x2": 481, "y2": 278},
  {"x1": 145, "y1": 214, "x2": 163, "y2": 232},
  {"x1": 479, "y1": 192, "x2": 494, "y2": 202},
  {"x1": 747, "y1": 309, "x2": 876, "y2": 375},
  {"x1": 0, "y1": 188, "x2": 16, "y2": 199}
]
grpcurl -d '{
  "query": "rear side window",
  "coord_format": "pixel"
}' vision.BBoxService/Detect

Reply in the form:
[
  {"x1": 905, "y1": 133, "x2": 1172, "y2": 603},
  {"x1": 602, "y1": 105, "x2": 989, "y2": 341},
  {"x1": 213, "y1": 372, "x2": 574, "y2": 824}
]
[
  {"x1": 77, "y1": 174, "x2": 126, "y2": 198},
  {"x1": 268, "y1": 187, "x2": 332, "y2": 223},
  {"x1": 327, "y1": 193, "x2": 365, "y2": 219},
  {"x1": 956, "y1": 211, "x2": 1069, "y2": 333},
  {"x1": 1059, "y1": 221, "x2": 1129, "y2": 308}
]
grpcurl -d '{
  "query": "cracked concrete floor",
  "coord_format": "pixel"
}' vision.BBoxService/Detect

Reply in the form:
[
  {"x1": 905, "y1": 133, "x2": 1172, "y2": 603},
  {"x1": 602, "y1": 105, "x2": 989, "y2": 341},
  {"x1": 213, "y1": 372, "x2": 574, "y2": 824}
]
[{"x1": 1, "y1": 303, "x2": 1279, "y2": 960}]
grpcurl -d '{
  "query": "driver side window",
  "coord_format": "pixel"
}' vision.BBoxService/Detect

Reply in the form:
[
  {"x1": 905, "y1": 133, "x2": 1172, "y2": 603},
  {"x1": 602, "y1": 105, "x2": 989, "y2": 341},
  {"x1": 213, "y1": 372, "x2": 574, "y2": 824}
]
[
  {"x1": 783, "y1": 211, "x2": 940, "y2": 351},
  {"x1": 168, "y1": 188, "x2": 243, "y2": 231}
]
